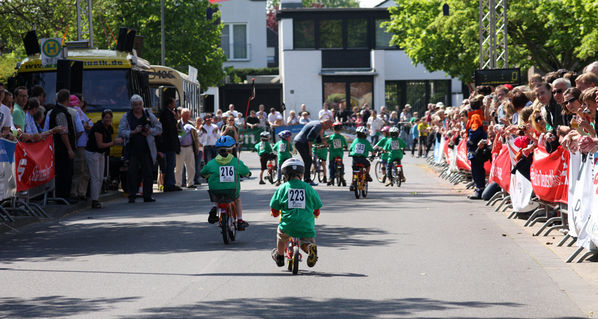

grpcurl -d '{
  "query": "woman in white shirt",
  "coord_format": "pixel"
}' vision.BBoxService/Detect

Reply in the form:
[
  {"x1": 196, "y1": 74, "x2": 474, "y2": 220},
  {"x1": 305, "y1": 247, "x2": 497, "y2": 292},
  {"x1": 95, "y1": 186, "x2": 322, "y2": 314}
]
[{"x1": 287, "y1": 110, "x2": 299, "y2": 125}]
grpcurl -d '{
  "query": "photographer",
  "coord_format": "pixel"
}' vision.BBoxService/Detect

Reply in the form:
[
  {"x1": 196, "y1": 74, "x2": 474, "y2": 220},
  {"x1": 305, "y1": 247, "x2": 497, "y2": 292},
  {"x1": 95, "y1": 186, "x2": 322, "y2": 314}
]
[{"x1": 118, "y1": 95, "x2": 163, "y2": 203}]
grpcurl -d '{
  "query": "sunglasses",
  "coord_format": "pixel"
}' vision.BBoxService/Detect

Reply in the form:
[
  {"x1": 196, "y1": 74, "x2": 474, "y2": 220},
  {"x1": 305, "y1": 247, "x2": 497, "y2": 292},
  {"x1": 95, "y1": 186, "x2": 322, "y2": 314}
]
[
  {"x1": 552, "y1": 89, "x2": 563, "y2": 94},
  {"x1": 534, "y1": 116, "x2": 543, "y2": 122},
  {"x1": 564, "y1": 97, "x2": 577, "y2": 105}
]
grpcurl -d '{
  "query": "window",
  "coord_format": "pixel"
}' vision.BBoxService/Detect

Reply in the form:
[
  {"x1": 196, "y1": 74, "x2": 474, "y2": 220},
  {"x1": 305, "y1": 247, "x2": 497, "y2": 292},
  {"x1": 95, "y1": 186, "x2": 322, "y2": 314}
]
[
  {"x1": 385, "y1": 80, "x2": 451, "y2": 113},
  {"x1": 319, "y1": 19, "x2": 342, "y2": 49},
  {"x1": 323, "y1": 76, "x2": 373, "y2": 108},
  {"x1": 375, "y1": 19, "x2": 394, "y2": 49},
  {"x1": 221, "y1": 23, "x2": 248, "y2": 60},
  {"x1": 347, "y1": 19, "x2": 368, "y2": 48},
  {"x1": 294, "y1": 20, "x2": 315, "y2": 49}
]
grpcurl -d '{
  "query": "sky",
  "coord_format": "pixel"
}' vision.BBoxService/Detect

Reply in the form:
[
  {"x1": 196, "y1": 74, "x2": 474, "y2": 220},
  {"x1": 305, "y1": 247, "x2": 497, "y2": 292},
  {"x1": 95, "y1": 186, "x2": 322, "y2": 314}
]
[{"x1": 360, "y1": 0, "x2": 383, "y2": 7}]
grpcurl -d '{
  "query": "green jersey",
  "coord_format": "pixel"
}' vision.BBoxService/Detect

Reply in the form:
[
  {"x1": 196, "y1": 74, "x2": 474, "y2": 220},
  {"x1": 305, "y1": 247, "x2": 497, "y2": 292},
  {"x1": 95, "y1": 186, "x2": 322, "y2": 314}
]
[
  {"x1": 200, "y1": 154, "x2": 250, "y2": 191},
  {"x1": 375, "y1": 136, "x2": 390, "y2": 162},
  {"x1": 273, "y1": 139, "x2": 292, "y2": 163},
  {"x1": 383, "y1": 137, "x2": 407, "y2": 162},
  {"x1": 349, "y1": 137, "x2": 374, "y2": 157},
  {"x1": 327, "y1": 133, "x2": 347, "y2": 160},
  {"x1": 270, "y1": 178, "x2": 323, "y2": 238},
  {"x1": 255, "y1": 141, "x2": 273, "y2": 156},
  {"x1": 313, "y1": 144, "x2": 328, "y2": 161}
]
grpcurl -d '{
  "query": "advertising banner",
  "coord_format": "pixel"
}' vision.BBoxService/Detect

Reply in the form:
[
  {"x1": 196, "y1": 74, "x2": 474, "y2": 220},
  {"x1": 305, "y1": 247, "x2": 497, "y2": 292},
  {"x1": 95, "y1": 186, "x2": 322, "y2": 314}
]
[{"x1": 15, "y1": 136, "x2": 55, "y2": 192}]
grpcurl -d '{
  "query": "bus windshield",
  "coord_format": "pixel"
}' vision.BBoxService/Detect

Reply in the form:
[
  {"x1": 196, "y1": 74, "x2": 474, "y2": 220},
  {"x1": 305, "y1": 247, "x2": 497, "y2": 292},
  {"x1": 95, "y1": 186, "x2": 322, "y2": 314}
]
[{"x1": 16, "y1": 69, "x2": 132, "y2": 112}]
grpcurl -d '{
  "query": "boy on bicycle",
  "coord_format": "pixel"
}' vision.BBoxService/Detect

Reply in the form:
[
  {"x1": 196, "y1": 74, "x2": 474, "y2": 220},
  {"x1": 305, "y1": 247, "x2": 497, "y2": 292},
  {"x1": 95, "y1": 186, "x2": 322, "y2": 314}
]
[
  {"x1": 326, "y1": 121, "x2": 347, "y2": 186},
  {"x1": 312, "y1": 135, "x2": 328, "y2": 183},
  {"x1": 255, "y1": 131, "x2": 277, "y2": 185},
  {"x1": 273, "y1": 130, "x2": 293, "y2": 186},
  {"x1": 270, "y1": 158, "x2": 322, "y2": 268},
  {"x1": 349, "y1": 126, "x2": 374, "y2": 189},
  {"x1": 374, "y1": 126, "x2": 391, "y2": 183},
  {"x1": 384, "y1": 126, "x2": 407, "y2": 185},
  {"x1": 201, "y1": 136, "x2": 251, "y2": 230}
]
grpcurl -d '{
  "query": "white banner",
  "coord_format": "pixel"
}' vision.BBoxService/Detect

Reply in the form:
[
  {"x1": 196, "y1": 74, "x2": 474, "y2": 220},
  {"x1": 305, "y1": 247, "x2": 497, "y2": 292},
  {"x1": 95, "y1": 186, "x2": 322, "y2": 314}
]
[
  {"x1": 568, "y1": 152, "x2": 583, "y2": 237},
  {"x1": 510, "y1": 172, "x2": 533, "y2": 212},
  {"x1": 0, "y1": 138, "x2": 17, "y2": 200}
]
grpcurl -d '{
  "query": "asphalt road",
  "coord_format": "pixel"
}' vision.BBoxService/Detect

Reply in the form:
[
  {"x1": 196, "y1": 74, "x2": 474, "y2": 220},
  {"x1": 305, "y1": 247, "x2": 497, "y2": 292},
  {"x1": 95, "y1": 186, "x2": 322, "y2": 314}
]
[{"x1": 0, "y1": 152, "x2": 595, "y2": 318}]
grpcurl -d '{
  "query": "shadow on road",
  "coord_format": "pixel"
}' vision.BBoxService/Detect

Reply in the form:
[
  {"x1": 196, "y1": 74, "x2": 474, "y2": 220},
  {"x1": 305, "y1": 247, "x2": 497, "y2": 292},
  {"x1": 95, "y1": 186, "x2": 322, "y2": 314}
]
[
  {"x1": 0, "y1": 295, "x2": 139, "y2": 318},
  {"x1": 121, "y1": 297, "x2": 526, "y2": 319}
]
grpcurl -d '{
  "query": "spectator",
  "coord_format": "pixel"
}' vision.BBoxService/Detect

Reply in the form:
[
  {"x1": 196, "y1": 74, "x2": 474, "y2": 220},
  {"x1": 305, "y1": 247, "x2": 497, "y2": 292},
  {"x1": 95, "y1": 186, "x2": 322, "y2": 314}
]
[
  {"x1": 157, "y1": 97, "x2": 182, "y2": 192},
  {"x1": 0, "y1": 84, "x2": 13, "y2": 139},
  {"x1": 193, "y1": 117, "x2": 204, "y2": 185},
  {"x1": 575, "y1": 72, "x2": 598, "y2": 91},
  {"x1": 293, "y1": 118, "x2": 333, "y2": 186},
  {"x1": 70, "y1": 94, "x2": 93, "y2": 200},
  {"x1": 246, "y1": 110, "x2": 260, "y2": 128},
  {"x1": 319, "y1": 103, "x2": 333, "y2": 120},
  {"x1": 535, "y1": 82, "x2": 563, "y2": 129},
  {"x1": 466, "y1": 114, "x2": 488, "y2": 200},
  {"x1": 361, "y1": 103, "x2": 371, "y2": 123},
  {"x1": 379, "y1": 106, "x2": 389, "y2": 122},
  {"x1": 335, "y1": 102, "x2": 352, "y2": 125},
  {"x1": 221, "y1": 115, "x2": 240, "y2": 157},
  {"x1": 268, "y1": 107, "x2": 283, "y2": 129},
  {"x1": 214, "y1": 115, "x2": 224, "y2": 129},
  {"x1": 49, "y1": 89, "x2": 77, "y2": 201},
  {"x1": 256, "y1": 104, "x2": 268, "y2": 128},
  {"x1": 118, "y1": 94, "x2": 162, "y2": 203},
  {"x1": 367, "y1": 110, "x2": 385, "y2": 145},
  {"x1": 388, "y1": 111, "x2": 399, "y2": 126},
  {"x1": 299, "y1": 111, "x2": 311, "y2": 124},
  {"x1": 300, "y1": 103, "x2": 310, "y2": 116},
  {"x1": 199, "y1": 114, "x2": 220, "y2": 163},
  {"x1": 400, "y1": 105, "x2": 411, "y2": 123},
  {"x1": 287, "y1": 110, "x2": 299, "y2": 125},
  {"x1": 24, "y1": 97, "x2": 41, "y2": 134},
  {"x1": 176, "y1": 108, "x2": 197, "y2": 188},
  {"x1": 30, "y1": 85, "x2": 47, "y2": 109},
  {"x1": 224, "y1": 104, "x2": 239, "y2": 118},
  {"x1": 235, "y1": 112, "x2": 245, "y2": 127},
  {"x1": 85, "y1": 109, "x2": 123, "y2": 208},
  {"x1": 12, "y1": 86, "x2": 28, "y2": 129}
]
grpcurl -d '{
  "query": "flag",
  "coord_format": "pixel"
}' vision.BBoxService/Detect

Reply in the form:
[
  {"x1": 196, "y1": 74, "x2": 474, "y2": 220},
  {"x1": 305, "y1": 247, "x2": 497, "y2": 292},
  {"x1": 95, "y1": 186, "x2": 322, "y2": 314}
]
[{"x1": 249, "y1": 78, "x2": 255, "y2": 101}]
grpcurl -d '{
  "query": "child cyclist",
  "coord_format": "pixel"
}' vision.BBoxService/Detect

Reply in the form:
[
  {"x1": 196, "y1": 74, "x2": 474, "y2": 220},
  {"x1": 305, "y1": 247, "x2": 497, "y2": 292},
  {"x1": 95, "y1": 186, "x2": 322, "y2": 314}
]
[
  {"x1": 326, "y1": 121, "x2": 348, "y2": 186},
  {"x1": 270, "y1": 158, "x2": 322, "y2": 268},
  {"x1": 201, "y1": 136, "x2": 251, "y2": 230},
  {"x1": 384, "y1": 126, "x2": 407, "y2": 185},
  {"x1": 374, "y1": 126, "x2": 391, "y2": 183},
  {"x1": 312, "y1": 135, "x2": 328, "y2": 183},
  {"x1": 273, "y1": 130, "x2": 293, "y2": 186},
  {"x1": 349, "y1": 126, "x2": 374, "y2": 190},
  {"x1": 255, "y1": 131, "x2": 277, "y2": 184}
]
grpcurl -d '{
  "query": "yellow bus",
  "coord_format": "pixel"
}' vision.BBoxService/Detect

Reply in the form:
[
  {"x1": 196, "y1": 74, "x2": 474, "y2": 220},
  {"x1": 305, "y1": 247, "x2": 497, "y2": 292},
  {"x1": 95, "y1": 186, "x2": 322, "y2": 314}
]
[
  {"x1": 147, "y1": 65, "x2": 201, "y2": 116},
  {"x1": 12, "y1": 48, "x2": 152, "y2": 157}
]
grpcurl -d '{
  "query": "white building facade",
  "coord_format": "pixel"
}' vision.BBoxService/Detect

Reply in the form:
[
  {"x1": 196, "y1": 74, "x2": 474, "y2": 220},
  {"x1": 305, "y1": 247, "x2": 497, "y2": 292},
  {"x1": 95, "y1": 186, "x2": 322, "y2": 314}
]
[{"x1": 277, "y1": 8, "x2": 463, "y2": 116}]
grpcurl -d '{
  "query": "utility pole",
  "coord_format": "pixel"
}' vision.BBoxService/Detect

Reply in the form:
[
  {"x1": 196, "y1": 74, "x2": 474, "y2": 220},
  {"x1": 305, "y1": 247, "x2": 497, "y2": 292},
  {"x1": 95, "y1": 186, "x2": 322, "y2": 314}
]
[
  {"x1": 76, "y1": 0, "x2": 94, "y2": 47},
  {"x1": 161, "y1": 0, "x2": 165, "y2": 65},
  {"x1": 479, "y1": 0, "x2": 507, "y2": 69},
  {"x1": 88, "y1": 0, "x2": 94, "y2": 47},
  {"x1": 76, "y1": 0, "x2": 82, "y2": 40}
]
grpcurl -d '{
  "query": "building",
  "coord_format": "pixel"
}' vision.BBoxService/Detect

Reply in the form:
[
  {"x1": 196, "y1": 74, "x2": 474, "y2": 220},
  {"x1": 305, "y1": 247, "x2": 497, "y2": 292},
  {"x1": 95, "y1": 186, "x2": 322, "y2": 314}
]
[{"x1": 277, "y1": 6, "x2": 463, "y2": 116}]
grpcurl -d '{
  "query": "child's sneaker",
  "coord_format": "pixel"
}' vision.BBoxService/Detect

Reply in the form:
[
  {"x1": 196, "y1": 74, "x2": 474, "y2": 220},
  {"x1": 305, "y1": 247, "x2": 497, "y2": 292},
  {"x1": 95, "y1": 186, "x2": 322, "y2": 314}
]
[
  {"x1": 272, "y1": 248, "x2": 285, "y2": 267},
  {"x1": 275, "y1": 181, "x2": 281, "y2": 186},
  {"x1": 306, "y1": 244, "x2": 318, "y2": 267},
  {"x1": 208, "y1": 207, "x2": 218, "y2": 224},
  {"x1": 237, "y1": 219, "x2": 249, "y2": 230},
  {"x1": 366, "y1": 174, "x2": 373, "y2": 182},
  {"x1": 259, "y1": 180, "x2": 266, "y2": 184}
]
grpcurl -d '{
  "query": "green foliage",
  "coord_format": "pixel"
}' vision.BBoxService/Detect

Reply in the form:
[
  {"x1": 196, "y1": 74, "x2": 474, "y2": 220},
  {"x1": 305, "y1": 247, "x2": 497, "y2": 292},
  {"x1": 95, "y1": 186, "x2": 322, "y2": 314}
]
[
  {"x1": 0, "y1": 0, "x2": 225, "y2": 88},
  {"x1": 0, "y1": 52, "x2": 22, "y2": 84},
  {"x1": 387, "y1": 0, "x2": 598, "y2": 83},
  {"x1": 225, "y1": 67, "x2": 279, "y2": 84}
]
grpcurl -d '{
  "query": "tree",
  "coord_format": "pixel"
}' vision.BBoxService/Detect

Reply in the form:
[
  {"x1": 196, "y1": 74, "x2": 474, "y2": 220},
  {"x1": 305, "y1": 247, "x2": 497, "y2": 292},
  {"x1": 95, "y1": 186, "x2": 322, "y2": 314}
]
[
  {"x1": 386, "y1": 0, "x2": 598, "y2": 83},
  {"x1": 0, "y1": 0, "x2": 225, "y2": 88}
]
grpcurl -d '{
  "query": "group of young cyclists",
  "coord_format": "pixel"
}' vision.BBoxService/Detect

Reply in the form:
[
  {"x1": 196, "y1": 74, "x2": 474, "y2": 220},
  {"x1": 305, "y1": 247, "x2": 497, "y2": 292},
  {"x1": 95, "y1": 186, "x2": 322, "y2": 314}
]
[{"x1": 199, "y1": 120, "x2": 408, "y2": 271}]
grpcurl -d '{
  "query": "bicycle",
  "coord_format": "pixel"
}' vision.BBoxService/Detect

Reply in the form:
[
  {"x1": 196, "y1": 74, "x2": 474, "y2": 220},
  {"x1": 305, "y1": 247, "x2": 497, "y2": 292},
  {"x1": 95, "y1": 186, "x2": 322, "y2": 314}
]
[
  {"x1": 387, "y1": 160, "x2": 404, "y2": 187},
  {"x1": 332, "y1": 156, "x2": 346, "y2": 186},
  {"x1": 311, "y1": 145, "x2": 327, "y2": 183},
  {"x1": 285, "y1": 237, "x2": 302, "y2": 275},
  {"x1": 215, "y1": 196, "x2": 238, "y2": 244},
  {"x1": 266, "y1": 158, "x2": 278, "y2": 184},
  {"x1": 351, "y1": 163, "x2": 368, "y2": 199},
  {"x1": 373, "y1": 153, "x2": 385, "y2": 183}
]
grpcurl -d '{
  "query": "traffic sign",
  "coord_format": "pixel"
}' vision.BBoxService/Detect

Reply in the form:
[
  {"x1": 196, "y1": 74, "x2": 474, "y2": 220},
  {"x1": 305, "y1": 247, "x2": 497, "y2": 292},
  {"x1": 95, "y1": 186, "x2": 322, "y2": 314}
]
[
  {"x1": 474, "y1": 68, "x2": 521, "y2": 86},
  {"x1": 41, "y1": 38, "x2": 62, "y2": 66}
]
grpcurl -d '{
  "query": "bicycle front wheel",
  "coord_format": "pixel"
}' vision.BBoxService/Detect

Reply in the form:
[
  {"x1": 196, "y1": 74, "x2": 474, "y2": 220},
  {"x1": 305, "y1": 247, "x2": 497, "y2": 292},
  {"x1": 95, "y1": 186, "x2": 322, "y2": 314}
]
[
  {"x1": 396, "y1": 167, "x2": 402, "y2": 187},
  {"x1": 362, "y1": 180, "x2": 368, "y2": 198},
  {"x1": 375, "y1": 160, "x2": 384, "y2": 183},
  {"x1": 353, "y1": 180, "x2": 360, "y2": 199},
  {"x1": 221, "y1": 213, "x2": 230, "y2": 244},
  {"x1": 292, "y1": 246, "x2": 300, "y2": 275}
]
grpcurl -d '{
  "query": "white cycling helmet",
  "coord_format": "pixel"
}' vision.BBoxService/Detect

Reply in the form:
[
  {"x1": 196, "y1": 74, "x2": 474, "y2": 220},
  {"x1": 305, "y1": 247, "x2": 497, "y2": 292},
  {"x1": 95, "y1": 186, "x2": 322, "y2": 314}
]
[
  {"x1": 389, "y1": 126, "x2": 400, "y2": 133},
  {"x1": 281, "y1": 158, "x2": 305, "y2": 178},
  {"x1": 356, "y1": 126, "x2": 368, "y2": 134}
]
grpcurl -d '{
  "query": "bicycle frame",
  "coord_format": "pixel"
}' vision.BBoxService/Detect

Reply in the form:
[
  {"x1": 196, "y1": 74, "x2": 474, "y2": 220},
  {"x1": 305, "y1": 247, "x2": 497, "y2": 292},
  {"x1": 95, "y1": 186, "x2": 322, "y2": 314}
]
[
  {"x1": 218, "y1": 200, "x2": 237, "y2": 244},
  {"x1": 353, "y1": 164, "x2": 366, "y2": 191}
]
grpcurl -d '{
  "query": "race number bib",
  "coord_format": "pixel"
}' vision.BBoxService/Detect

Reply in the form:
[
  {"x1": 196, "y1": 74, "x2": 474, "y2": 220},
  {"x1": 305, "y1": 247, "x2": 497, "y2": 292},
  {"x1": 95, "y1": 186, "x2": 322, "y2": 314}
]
[
  {"x1": 260, "y1": 143, "x2": 265, "y2": 151},
  {"x1": 279, "y1": 143, "x2": 286, "y2": 153},
  {"x1": 333, "y1": 139, "x2": 341, "y2": 149},
  {"x1": 355, "y1": 143, "x2": 365, "y2": 154},
  {"x1": 288, "y1": 189, "x2": 306, "y2": 209},
  {"x1": 219, "y1": 166, "x2": 235, "y2": 182},
  {"x1": 391, "y1": 140, "x2": 400, "y2": 150}
]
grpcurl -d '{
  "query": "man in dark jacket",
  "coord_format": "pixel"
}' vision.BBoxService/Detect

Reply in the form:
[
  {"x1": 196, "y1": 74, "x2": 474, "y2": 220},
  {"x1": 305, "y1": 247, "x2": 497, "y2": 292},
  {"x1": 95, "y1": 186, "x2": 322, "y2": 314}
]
[
  {"x1": 49, "y1": 89, "x2": 76, "y2": 201},
  {"x1": 157, "y1": 97, "x2": 181, "y2": 192}
]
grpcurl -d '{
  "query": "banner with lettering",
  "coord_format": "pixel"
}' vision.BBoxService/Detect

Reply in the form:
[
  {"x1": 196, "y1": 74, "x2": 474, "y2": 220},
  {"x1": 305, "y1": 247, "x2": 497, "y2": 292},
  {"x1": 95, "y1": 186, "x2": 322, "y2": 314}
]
[
  {"x1": 0, "y1": 138, "x2": 17, "y2": 200},
  {"x1": 15, "y1": 136, "x2": 55, "y2": 192},
  {"x1": 571, "y1": 154, "x2": 595, "y2": 249},
  {"x1": 238, "y1": 127, "x2": 264, "y2": 151},
  {"x1": 567, "y1": 152, "x2": 583, "y2": 238},
  {"x1": 489, "y1": 145, "x2": 511, "y2": 192},
  {"x1": 456, "y1": 139, "x2": 471, "y2": 171},
  {"x1": 510, "y1": 171, "x2": 533, "y2": 211},
  {"x1": 530, "y1": 146, "x2": 569, "y2": 204}
]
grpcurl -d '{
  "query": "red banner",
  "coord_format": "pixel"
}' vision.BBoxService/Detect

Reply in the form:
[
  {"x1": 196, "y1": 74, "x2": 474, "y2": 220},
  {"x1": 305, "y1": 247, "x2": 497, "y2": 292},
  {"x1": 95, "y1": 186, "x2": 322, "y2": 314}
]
[
  {"x1": 530, "y1": 145, "x2": 569, "y2": 204},
  {"x1": 15, "y1": 136, "x2": 55, "y2": 192},
  {"x1": 456, "y1": 139, "x2": 472, "y2": 171},
  {"x1": 489, "y1": 145, "x2": 511, "y2": 192}
]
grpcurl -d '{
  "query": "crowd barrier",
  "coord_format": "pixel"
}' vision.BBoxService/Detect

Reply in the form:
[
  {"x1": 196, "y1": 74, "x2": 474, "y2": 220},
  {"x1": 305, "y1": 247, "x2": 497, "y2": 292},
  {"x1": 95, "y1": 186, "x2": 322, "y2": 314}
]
[
  {"x1": 431, "y1": 133, "x2": 598, "y2": 263},
  {"x1": 0, "y1": 136, "x2": 69, "y2": 228}
]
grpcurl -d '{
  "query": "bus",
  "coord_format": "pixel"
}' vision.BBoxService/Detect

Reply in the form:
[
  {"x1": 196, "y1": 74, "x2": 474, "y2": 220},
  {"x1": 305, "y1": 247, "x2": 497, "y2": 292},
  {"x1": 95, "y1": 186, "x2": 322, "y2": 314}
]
[
  {"x1": 11, "y1": 47, "x2": 152, "y2": 158},
  {"x1": 147, "y1": 65, "x2": 201, "y2": 116}
]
